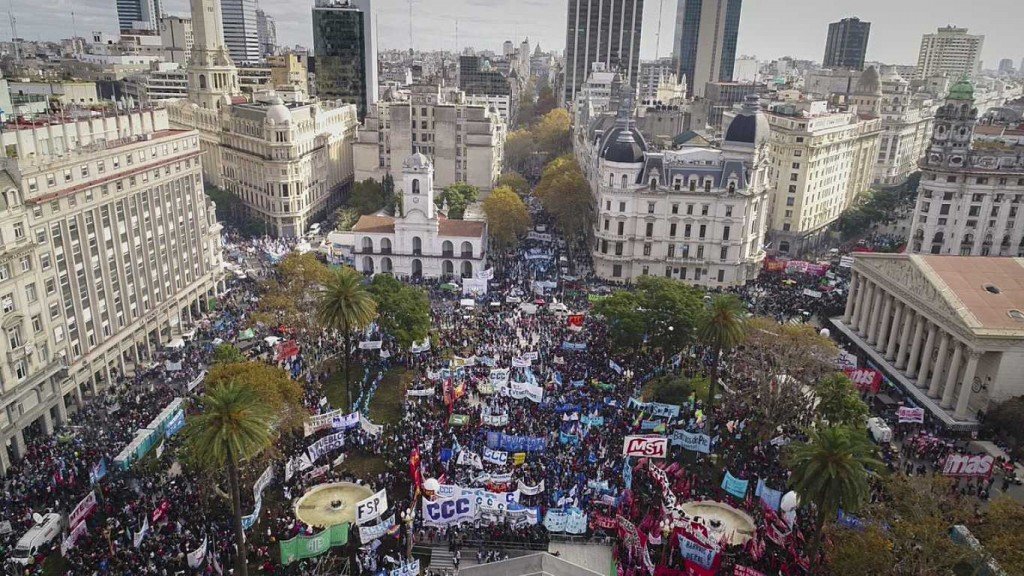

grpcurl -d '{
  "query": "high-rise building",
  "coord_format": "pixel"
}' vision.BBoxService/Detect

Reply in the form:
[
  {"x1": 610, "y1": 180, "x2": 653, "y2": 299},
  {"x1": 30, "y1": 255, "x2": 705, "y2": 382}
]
[
  {"x1": 159, "y1": 15, "x2": 193, "y2": 65},
  {"x1": 908, "y1": 80, "x2": 1024, "y2": 257},
  {"x1": 312, "y1": 0, "x2": 378, "y2": 120},
  {"x1": 562, "y1": 0, "x2": 644, "y2": 105},
  {"x1": 823, "y1": 17, "x2": 870, "y2": 70},
  {"x1": 256, "y1": 9, "x2": 277, "y2": 57},
  {"x1": 220, "y1": 0, "x2": 261, "y2": 65},
  {"x1": 915, "y1": 26, "x2": 984, "y2": 80},
  {"x1": 459, "y1": 55, "x2": 515, "y2": 123},
  {"x1": 0, "y1": 108, "x2": 224, "y2": 475},
  {"x1": 672, "y1": 0, "x2": 742, "y2": 98},
  {"x1": 117, "y1": 0, "x2": 161, "y2": 32},
  {"x1": 998, "y1": 59, "x2": 1015, "y2": 74}
]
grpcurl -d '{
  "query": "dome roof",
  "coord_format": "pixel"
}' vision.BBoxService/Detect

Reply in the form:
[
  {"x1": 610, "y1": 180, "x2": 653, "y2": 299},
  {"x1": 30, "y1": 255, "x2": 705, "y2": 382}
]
[
  {"x1": 724, "y1": 94, "x2": 769, "y2": 147},
  {"x1": 949, "y1": 77, "x2": 975, "y2": 100},
  {"x1": 265, "y1": 96, "x2": 291, "y2": 124},
  {"x1": 403, "y1": 152, "x2": 432, "y2": 170},
  {"x1": 854, "y1": 66, "x2": 882, "y2": 96},
  {"x1": 601, "y1": 128, "x2": 646, "y2": 163}
]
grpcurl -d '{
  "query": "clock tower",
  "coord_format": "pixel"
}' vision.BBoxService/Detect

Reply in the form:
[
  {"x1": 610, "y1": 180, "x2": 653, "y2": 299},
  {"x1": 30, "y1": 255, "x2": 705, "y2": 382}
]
[
  {"x1": 401, "y1": 152, "x2": 435, "y2": 219},
  {"x1": 926, "y1": 78, "x2": 977, "y2": 169}
]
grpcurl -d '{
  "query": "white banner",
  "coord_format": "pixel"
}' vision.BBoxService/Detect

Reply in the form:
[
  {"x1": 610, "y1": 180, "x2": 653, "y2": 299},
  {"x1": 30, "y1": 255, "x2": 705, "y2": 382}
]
[
  {"x1": 356, "y1": 489, "x2": 389, "y2": 525},
  {"x1": 304, "y1": 409, "x2": 359, "y2": 437},
  {"x1": 307, "y1": 431, "x2": 346, "y2": 463},
  {"x1": 457, "y1": 450, "x2": 484, "y2": 469},
  {"x1": 512, "y1": 356, "x2": 532, "y2": 368},
  {"x1": 358, "y1": 340, "x2": 384, "y2": 350},
  {"x1": 510, "y1": 381, "x2": 544, "y2": 403},
  {"x1": 133, "y1": 516, "x2": 150, "y2": 548},
  {"x1": 623, "y1": 435, "x2": 668, "y2": 458},
  {"x1": 390, "y1": 559, "x2": 421, "y2": 576},
  {"x1": 483, "y1": 448, "x2": 508, "y2": 465},
  {"x1": 422, "y1": 495, "x2": 478, "y2": 527},
  {"x1": 253, "y1": 464, "x2": 274, "y2": 502},
  {"x1": 489, "y1": 368, "x2": 510, "y2": 386},
  {"x1": 462, "y1": 278, "x2": 488, "y2": 295},
  {"x1": 523, "y1": 351, "x2": 539, "y2": 361},
  {"x1": 837, "y1": 350, "x2": 858, "y2": 370},
  {"x1": 517, "y1": 479, "x2": 545, "y2": 495},
  {"x1": 61, "y1": 517, "x2": 88, "y2": 555},
  {"x1": 69, "y1": 491, "x2": 98, "y2": 528},
  {"x1": 526, "y1": 231, "x2": 553, "y2": 242},
  {"x1": 482, "y1": 412, "x2": 509, "y2": 427},
  {"x1": 187, "y1": 536, "x2": 208, "y2": 568},
  {"x1": 359, "y1": 514, "x2": 395, "y2": 541},
  {"x1": 802, "y1": 288, "x2": 823, "y2": 299},
  {"x1": 475, "y1": 268, "x2": 495, "y2": 280},
  {"x1": 897, "y1": 406, "x2": 926, "y2": 423},
  {"x1": 360, "y1": 414, "x2": 383, "y2": 436},
  {"x1": 839, "y1": 255, "x2": 855, "y2": 268},
  {"x1": 410, "y1": 339, "x2": 431, "y2": 353},
  {"x1": 407, "y1": 387, "x2": 436, "y2": 397}
]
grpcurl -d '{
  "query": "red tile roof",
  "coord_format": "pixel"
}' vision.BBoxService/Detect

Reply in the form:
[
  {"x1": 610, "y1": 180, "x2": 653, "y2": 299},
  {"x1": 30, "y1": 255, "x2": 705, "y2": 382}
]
[{"x1": 351, "y1": 215, "x2": 396, "y2": 233}]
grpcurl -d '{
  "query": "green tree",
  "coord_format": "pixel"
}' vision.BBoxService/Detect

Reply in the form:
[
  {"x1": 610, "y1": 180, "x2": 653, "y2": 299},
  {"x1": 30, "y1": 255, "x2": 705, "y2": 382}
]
[
  {"x1": 534, "y1": 155, "x2": 594, "y2": 250},
  {"x1": 205, "y1": 361, "x2": 305, "y2": 433},
  {"x1": 593, "y1": 277, "x2": 703, "y2": 353},
  {"x1": 182, "y1": 382, "x2": 274, "y2": 576},
  {"x1": 348, "y1": 178, "x2": 386, "y2": 214},
  {"x1": 785, "y1": 425, "x2": 884, "y2": 560},
  {"x1": 317, "y1": 266, "x2": 378, "y2": 410},
  {"x1": 483, "y1": 185, "x2": 531, "y2": 249},
  {"x1": 534, "y1": 108, "x2": 571, "y2": 158},
  {"x1": 975, "y1": 497, "x2": 1024, "y2": 574},
  {"x1": 436, "y1": 182, "x2": 480, "y2": 219},
  {"x1": 367, "y1": 274, "x2": 431, "y2": 349},
  {"x1": 504, "y1": 129, "x2": 536, "y2": 175},
  {"x1": 696, "y1": 295, "x2": 747, "y2": 411},
  {"x1": 815, "y1": 373, "x2": 870, "y2": 428},
  {"x1": 212, "y1": 343, "x2": 246, "y2": 365},
  {"x1": 253, "y1": 253, "x2": 333, "y2": 331},
  {"x1": 496, "y1": 171, "x2": 530, "y2": 196},
  {"x1": 592, "y1": 290, "x2": 646, "y2": 350},
  {"x1": 535, "y1": 85, "x2": 556, "y2": 118}
]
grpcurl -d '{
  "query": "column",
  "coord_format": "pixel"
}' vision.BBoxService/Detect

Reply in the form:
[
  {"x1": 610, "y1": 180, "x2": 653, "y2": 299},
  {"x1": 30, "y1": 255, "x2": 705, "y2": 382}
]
[
  {"x1": 55, "y1": 393, "x2": 68, "y2": 424},
  {"x1": 10, "y1": 430, "x2": 26, "y2": 461},
  {"x1": 873, "y1": 294, "x2": 894, "y2": 349},
  {"x1": 866, "y1": 287, "x2": 885, "y2": 342},
  {"x1": 843, "y1": 273, "x2": 859, "y2": 323},
  {"x1": 905, "y1": 317, "x2": 926, "y2": 376},
  {"x1": 72, "y1": 384, "x2": 83, "y2": 408},
  {"x1": 941, "y1": 343, "x2": 965, "y2": 409},
  {"x1": 855, "y1": 281, "x2": 875, "y2": 333},
  {"x1": 0, "y1": 443, "x2": 9, "y2": 478},
  {"x1": 916, "y1": 323, "x2": 938, "y2": 386},
  {"x1": 851, "y1": 279, "x2": 866, "y2": 331},
  {"x1": 928, "y1": 333, "x2": 951, "y2": 398},
  {"x1": 885, "y1": 302, "x2": 904, "y2": 360},
  {"x1": 895, "y1": 309, "x2": 915, "y2": 368},
  {"x1": 954, "y1": 351, "x2": 981, "y2": 420}
]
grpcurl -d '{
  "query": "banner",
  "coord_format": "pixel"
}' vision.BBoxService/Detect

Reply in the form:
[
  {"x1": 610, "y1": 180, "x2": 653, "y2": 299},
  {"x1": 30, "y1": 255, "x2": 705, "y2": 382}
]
[
  {"x1": 543, "y1": 507, "x2": 588, "y2": 534},
  {"x1": 457, "y1": 450, "x2": 484, "y2": 469},
  {"x1": 670, "y1": 430, "x2": 712, "y2": 454},
  {"x1": 253, "y1": 464, "x2": 274, "y2": 502},
  {"x1": 358, "y1": 340, "x2": 383, "y2": 350},
  {"x1": 133, "y1": 517, "x2": 149, "y2": 548},
  {"x1": 561, "y1": 341, "x2": 587, "y2": 351},
  {"x1": 69, "y1": 490, "x2": 98, "y2": 528},
  {"x1": 567, "y1": 314, "x2": 585, "y2": 330},
  {"x1": 755, "y1": 478, "x2": 783, "y2": 511},
  {"x1": 60, "y1": 517, "x2": 88, "y2": 555},
  {"x1": 89, "y1": 459, "x2": 108, "y2": 485},
  {"x1": 623, "y1": 435, "x2": 668, "y2": 458},
  {"x1": 942, "y1": 454, "x2": 994, "y2": 477},
  {"x1": 507, "y1": 505, "x2": 541, "y2": 527},
  {"x1": 678, "y1": 534, "x2": 717, "y2": 569},
  {"x1": 187, "y1": 536, "x2": 208, "y2": 569},
  {"x1": 486, "y1": 432, "x2": 547, "y2": 453},
  {"x1": 476, "y1": 268, "x2": 495, "y2": 280},
  {"x1": 802, "y1": 288, "x2": 823, "y2": 298},
  {"x1": 845, "y1": 368, "x2": 882, "y2": 394},
  {"x1": 897, "y1": 406, "x2": 925, "y2": 424},
  {"x1": 241, "y1": 498, "x2": 263, "y2": 530},
  {"x1": 304, "y1": 409, "x2": 359, "y2": 437},
  {"x1": 449, "y1": 414, "x2": 471, "y2": 427},
  {"x1": 484, "y1": 448, "x2": 509, "y2": 466},
  {"x1": 390, "y1": 559, "x2": 421, "y2": 576},
  {"x1": 526, "y1": 231, "x2": 553, "y2": 242},
  {"x1": 422, "y1": 495, "x2": 478, "y2": 527},
  {"x1": 360, "y1": 414, "x2": 384, "y2": 436},
  {"x1": 510, "y1": 380, "x2": 544, "y2": 403},
  {"x1": 307, "y1": 431, "x2": 346, "y2": 463},
  {"x1": 356, "y1": 489, "x2": 389, "y2": 525},
  {"x1": 512, "y1": 356, "x2": 532, "y2": 368},
  {"x1": 482, "y1": 412, "x2": 509, "y2": 427},
  {"x1": 839, "y1": 255, "x2": 855, "y2": 268},
  {"x1": 628, "y1": 397, "x2": 681, "y2": 419},
  {"x1": 407, "y1": 387, "x2": 435, "y2": 397},
  {"x1": 837, "y1": 350, "x2": 858, "y2": 370},
  {"x1": 609, "y1": 359, "x2": 624, "y2": 374},
  {"x1": 581, "y1": 415, "x2": 605, "y2": 427},
  {"x1": 517, "y1": 479, "x2": 544, "y2": 495},
  {"x1": 462, "y1": 278, "x2": 488, "y2": 295},
  {"x1": 721, "y1": 471, "x2": 749, "y2": 499},
  {"x1": 453, "y1": 355, "x2": 476, "y2": 369},
  {"x1": 409, "y1": 338, "x2": 431, "y2": 353},
  {"x1": 279, "y1": 523, "x2": 350, "y2": 565}
]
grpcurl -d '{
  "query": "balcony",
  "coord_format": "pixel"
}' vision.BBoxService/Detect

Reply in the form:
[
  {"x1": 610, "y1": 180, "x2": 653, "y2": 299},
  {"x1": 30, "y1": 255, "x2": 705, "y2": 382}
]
[{"x1": 460, "y1": 251, "x2": 474, "y2": 259}]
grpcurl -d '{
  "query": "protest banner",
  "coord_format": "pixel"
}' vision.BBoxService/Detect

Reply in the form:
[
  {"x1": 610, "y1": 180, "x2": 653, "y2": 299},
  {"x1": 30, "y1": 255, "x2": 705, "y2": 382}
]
[
  {"x1": 942, "y1": 454, "x2": 994, "y2": 478},
  {"x1": 356, "y1": 489, "x2": 389, "y2": 525},
  {"x1": 359, "y1": 514, "x2": 395, "y2": 542},
  {"x1": 280, "y1": 523, "x2": 350, "y2": 565},
  {"x1": 721, "y1": 471, "x2": 749, "y2": 499},
  {"x1": 845, "y1": 368, "x2": 882, "y2": 394},
  {"x1": 670, "y1": 430, "x2": 712, "y2": 454},
  {"x1": 484, "y1": 448, "x2": 508, "y2": 465},
  {"x1": 623, "y1": 435, "x2": 668, "y2": 458},
  {"x1": 69, "y1": 490, "x2": 98, "y2": 528},
  {"x1": 307, "y1": 431, "x2": 345, "y2": 463},
  {"x1": 187, "y1": 536, "x2": 208, "y2": 568},
  {"x1": 897, "y1": 406, "x2": 925, "y2": 423},
  {"x1": 422, "y1": 495, "x2": 478, "y2": 527}
]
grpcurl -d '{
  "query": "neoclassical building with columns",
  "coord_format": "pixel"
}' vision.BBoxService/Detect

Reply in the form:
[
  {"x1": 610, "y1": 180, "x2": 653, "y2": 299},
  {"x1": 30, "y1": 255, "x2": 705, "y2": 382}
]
[{"x1": 833, "y1": 253, "x2": 1024, "y2": 429}]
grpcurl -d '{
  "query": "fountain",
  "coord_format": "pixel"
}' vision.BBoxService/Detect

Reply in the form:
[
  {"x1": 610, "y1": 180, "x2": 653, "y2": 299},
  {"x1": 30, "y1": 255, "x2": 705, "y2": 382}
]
[
  {"x1": 679, "y1": 501, "x2": 757, "y2": 546},
  {"x1": 294, "y1": 482, "x2": 375, "y2": 527}
]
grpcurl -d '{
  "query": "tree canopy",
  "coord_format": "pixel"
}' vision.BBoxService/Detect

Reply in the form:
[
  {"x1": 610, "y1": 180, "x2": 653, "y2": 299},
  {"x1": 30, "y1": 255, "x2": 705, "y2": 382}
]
[
  {"x1": 814, "y1": 373, "x2": 870, "y2": 428},
  {"x1": 367, "y1": 274, "x2": 431, "y2": 349},
  {"x1": 483, "y1": 185, "x2": 531, "y2": 249},
  {"x1": 496, "y1": 171, "x2": 530, "y2": 196},
  {"x1": 534, "y1": 155, "x2": 595, "y2": 244},
  {"x1": 593, "y1": 276, "x2": 703, "y2": 352},
  {"x1": 204, "y1": 360, "x2": 305, "y2": 433},
  {"x1": 436, "y1": 182, "x2": 480, "y2": 219},
  {"x1": 348, "y1": 177, "x2": 396, "y2": 215},
  {"x1": 253, "y1": 253, "x2": 333, "y2": 330}
]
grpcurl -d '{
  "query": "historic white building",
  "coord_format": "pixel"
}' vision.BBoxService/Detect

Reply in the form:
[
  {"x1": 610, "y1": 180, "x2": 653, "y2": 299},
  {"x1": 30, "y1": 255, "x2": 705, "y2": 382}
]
[
  {"x1": 168, "y1": 0, "x2": 359, "y2": 237},
  {"x1": 586, "y1": 95, "x2": 771, "y2": 286},
  {"x1": 836, "y1": 253, "x2": 1024, "y2": 429},
  {"x1": 350, "y1": 154, "x2": 487, "y2": 279},
  {"x1": 908, "y1": 79, "x2": 1024, "y2": 256},
  {"x1": 0, "y1": 108, "x2": 224, "y2": 475}
]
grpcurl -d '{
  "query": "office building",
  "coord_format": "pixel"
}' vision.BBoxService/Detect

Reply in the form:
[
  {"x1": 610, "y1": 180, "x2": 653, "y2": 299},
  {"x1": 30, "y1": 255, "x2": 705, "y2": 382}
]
[
  {"x1": 673, "y1": 0, "x2": 742, "y2": 98},
  {"x1": 256, "y1": 9, "x2": 277, "y2": 57},
  {"x1": 351, "y1": 153, "x2": 487, "y2": 279},
  {"x1": 638, "y1": 58, "x2": 685, "y2": 104},
  {"x1": 221, "y1": 0, "x2": 261, "y2": 65},
  {"x1": 0, "y1": 107, "x2": 224, "y2": 475},
  {"x1": 733, "y1": 56, "x2": 758, "y2": 83},
  {"x1": 159, "y1": 15, "x2": 193, "y2": 65},
  {"x1": 312, "y1": 0, "x2": 378, "y2": 119},
  {"x1": 586, "y1": 95, "x2": 770, "y2": 285},
  {"x1": 699, "y1": 81, "x2": 761, "y2": 131},
  {"x1": 764, "y1": 99, "x2": 881, "y2": 255},
  {"x1": 562, "y1": 0, "x2": 644, "y2": 105},
  {"x1": 169, "y1": 0, "x2": 360, "y2": 237},
  {"x1": 353, "y1": 85, "x2": 506, "y2": 193},
  {"x1": 837, "y1": 254, "x2": 1024, "y2": 429},
  {"x1": 459, "y1": 55, "x2": 515, "y2": 123},
  {"x1": 908, "y1": 79, "x2": 1024, "y2": 257},
  {"x1": 117, "y1": 0, "x2": 161, "y2": 32},
  {"x1": 125, "y1": 63, "x2": 190, "y2": 103},
  {"x1": 268, "y1": 52, "x2": 309, "y2": 94},
  {"x1": 997, "y1": 59, "x2": 1015, "y2": 75},
  {"x1": 915, "y1": 26, "x2": 984, "y2": 80},
  {"x1": 823, "y1": 17, "x2": 870, "y2": 70}
]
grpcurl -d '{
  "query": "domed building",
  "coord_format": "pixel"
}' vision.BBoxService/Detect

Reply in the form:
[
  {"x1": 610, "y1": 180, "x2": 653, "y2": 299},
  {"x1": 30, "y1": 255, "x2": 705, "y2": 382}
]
[
  {"x1": 351, "y1": 154, "x2": 487, "y2": 279},
  {"x1": 586, "y1": 97, "x2": 771, "y2": 287}
]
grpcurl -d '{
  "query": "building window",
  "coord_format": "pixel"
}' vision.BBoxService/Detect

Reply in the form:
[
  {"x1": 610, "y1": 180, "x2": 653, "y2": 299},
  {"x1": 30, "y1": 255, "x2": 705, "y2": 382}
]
[
  {"x1": 615, "y1": 242, "x2": 623, "y2": 256},
  {"x1": 617, "y1": 221, "x2": 624, "y2": 235},
  {"x1": 646, "y1": 223, "x2": 654, "y2": 237},
  {"x1": 722, "y1": 226, "x2": 730, "y2": 240},
  {"x1": 720, "y1": 246, "x2": 728, "y2": 261},
  {"x1": 670, "y1": 223, "x2": 677, "y2": 237},
  {"x1": 672, "y1": 203, "x2": 679, "y2": 214},
  {"x1": 648, "y1": 202, "x2": 656, "y2": 214},
  {"x1": 717, "y1": 269, "x2": 725, "y2": 282},
  {"x1": 698, "y1": 225, "x2": 706, "y2": 238},
  {"x1": 612, "y1": 264, "x2": 622, "y2": 277},
  {"x1": 686, "y1": 204, "x2": 694, "y2": 215}
]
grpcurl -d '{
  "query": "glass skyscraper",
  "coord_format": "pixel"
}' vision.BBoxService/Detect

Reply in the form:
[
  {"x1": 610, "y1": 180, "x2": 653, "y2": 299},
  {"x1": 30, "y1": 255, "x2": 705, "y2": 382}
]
[
  {"x1": 312, "y1": 0, "x2": 378, "y2": 119},
  {"x1": 672, "y1": 0, "x2": 742, "y2": 98},
  {"x1": 562, "y1": 0, "x2": 645, "y2": 105},
  {"x1": 823, "y1": 17, "x2": 871, "y2": 70}
]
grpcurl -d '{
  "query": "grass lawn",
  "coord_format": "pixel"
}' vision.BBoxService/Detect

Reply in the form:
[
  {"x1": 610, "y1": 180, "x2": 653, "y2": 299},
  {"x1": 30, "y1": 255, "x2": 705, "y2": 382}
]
[
  {"x1": 339, "y1": 449, "x2": 389, "y2": 479},
  {"x1": 370, "y1": 368, "x2": 412, "y2": 426},
  {"x1": 323, "y1": 359, "x2": 364, "y2": 410}
]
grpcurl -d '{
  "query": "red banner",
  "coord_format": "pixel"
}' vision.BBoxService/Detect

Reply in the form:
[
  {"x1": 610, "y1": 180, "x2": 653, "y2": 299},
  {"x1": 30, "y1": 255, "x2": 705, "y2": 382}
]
[
  {"x1": 734, "y1": 566, "x2": 765, "y2": 576},
  {"x1": 567, "y1": 314, "x2": 585, "y2": 330},
  {"x1": 942, "y1": 454, "x2": 994, "y2": 477},
  {"x1": 764, "y1": 259, "x2": 786, "y2": 272},
  {"x1": 151, "y1": 500, "x2": 171, "y2": 523},
  {"x1": 844, "y1": 368, "x2": 882, "y2": 394}
]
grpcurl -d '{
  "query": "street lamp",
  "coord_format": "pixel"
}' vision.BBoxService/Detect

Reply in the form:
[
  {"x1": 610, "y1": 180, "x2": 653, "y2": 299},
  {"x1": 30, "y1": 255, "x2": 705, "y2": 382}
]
[{"x1": 400, "y1": 507, "x2": 415, "y2": 559}]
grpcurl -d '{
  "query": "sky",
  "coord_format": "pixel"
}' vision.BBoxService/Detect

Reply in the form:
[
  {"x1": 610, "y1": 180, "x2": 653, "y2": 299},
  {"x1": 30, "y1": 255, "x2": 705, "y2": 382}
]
[{"x1": 8, "y1": 0, "x2": 1023, "y2": 68}]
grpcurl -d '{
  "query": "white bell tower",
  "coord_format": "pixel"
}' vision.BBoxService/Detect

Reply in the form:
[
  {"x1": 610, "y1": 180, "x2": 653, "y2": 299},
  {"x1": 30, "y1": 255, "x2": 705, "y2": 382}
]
[
  {"x1": 187, "y1": 0, "x2": 240, "y2": 109},
  {"x1": 401, "y1": 152, "x2": 435, "y2": 219}
]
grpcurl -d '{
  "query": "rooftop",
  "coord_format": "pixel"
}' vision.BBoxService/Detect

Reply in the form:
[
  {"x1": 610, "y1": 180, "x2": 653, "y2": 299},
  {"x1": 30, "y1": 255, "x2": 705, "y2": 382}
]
[
  {"x1": 920, "y1": 255, "x2": 1024, "y2": 332},
  {"x1": 350, "y1": 214, "x2": 486, "y2": 238}
]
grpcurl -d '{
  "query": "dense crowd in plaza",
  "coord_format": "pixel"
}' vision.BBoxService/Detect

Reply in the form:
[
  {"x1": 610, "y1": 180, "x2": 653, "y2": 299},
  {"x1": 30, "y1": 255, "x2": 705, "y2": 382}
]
[{"x1": 0, "y1": 216, "x2": 1013, "y2": 576}]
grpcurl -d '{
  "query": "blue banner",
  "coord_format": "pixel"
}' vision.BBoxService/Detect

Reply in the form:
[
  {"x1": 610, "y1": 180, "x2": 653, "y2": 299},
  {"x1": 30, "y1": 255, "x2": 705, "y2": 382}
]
[
  {"x1": 678, "y1": 535, "x2": 717, "y2": 569},
  {"x1": 164, "y1": 409, "x2": 186, "y2": 438},
  {"x1": 561, "y1": 342, "x2": 587, "y2": 351},
  {"x1": 623, "y1": 458, "x2": 633, "y2": 490},
  {"x1": 837, "y1": 509, "x2": 866, "y2": 531},
  {"x1": 721, "y1": 471, "x2": 749, "y2": 499},
  {"x1": 486, "y1": 432, "x2": 547, "y2": 453},
  {"x1": 559, "y1": 431, "x2": 579, "y2": 445},
  {"x1": 581, "y1": 415, "x2": 605, "y2": 427},
  {"x1": 89, "y1": 458, "x2": 108, "y2": 485},
  {"x1": 755, "y1": 478, "x2": 782, "y2": 510},
  {"x1": 554, "y1": 404, "x2": 582, "y2": 414},
  {"x1": 570, "y1": 379, "x2": 586, "y2": 387},
  {"x1": 641, "y1": 420, "x2": 667, "y2": 433}
]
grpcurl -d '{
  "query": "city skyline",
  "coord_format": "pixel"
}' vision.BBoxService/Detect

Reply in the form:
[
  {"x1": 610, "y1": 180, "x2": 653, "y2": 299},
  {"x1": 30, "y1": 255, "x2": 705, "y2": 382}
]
[{"x1": 9, "y1": 0, "x2": 1022, "y2": 68}]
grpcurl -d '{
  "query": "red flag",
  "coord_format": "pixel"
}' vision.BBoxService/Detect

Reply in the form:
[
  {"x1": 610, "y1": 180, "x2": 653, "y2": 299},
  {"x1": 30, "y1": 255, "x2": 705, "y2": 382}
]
[{"x1": 567, "y1": 314, "x2": 585, "y2": 330}]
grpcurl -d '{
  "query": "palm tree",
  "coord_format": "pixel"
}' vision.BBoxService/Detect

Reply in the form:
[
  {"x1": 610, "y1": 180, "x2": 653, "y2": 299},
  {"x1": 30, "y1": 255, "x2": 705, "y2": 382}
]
[
  {"x1": 696, "y1": 295, "x2": 746, "y2": 411},
  {"x1": 183, "y1": 382, "x2": 275, "y2": 576},
  {"x1": 317, "y1": 266, "x2": 378, "y2": 410},
  {"x1": 786, "y1": 425, "x2": 885, "y2": 560}
]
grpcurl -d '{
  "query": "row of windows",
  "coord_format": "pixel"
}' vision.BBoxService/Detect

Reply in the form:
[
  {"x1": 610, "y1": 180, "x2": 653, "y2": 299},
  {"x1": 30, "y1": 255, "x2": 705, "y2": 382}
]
[{"x1": 602, "y1": 199, "x2": 736, "y2": 217}]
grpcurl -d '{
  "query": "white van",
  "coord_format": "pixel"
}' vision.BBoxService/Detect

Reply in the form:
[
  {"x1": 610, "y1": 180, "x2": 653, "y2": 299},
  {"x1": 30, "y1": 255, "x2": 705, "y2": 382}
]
[
  {"x1": 9, "y1": 513, "x2": 62, "y2": 566},
  {"x1": 867, "y1": 417, "x2": 892, "y2": 444},
  {"x1": 548, "y1": 302, "x2": 569, "y2": 316}
]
